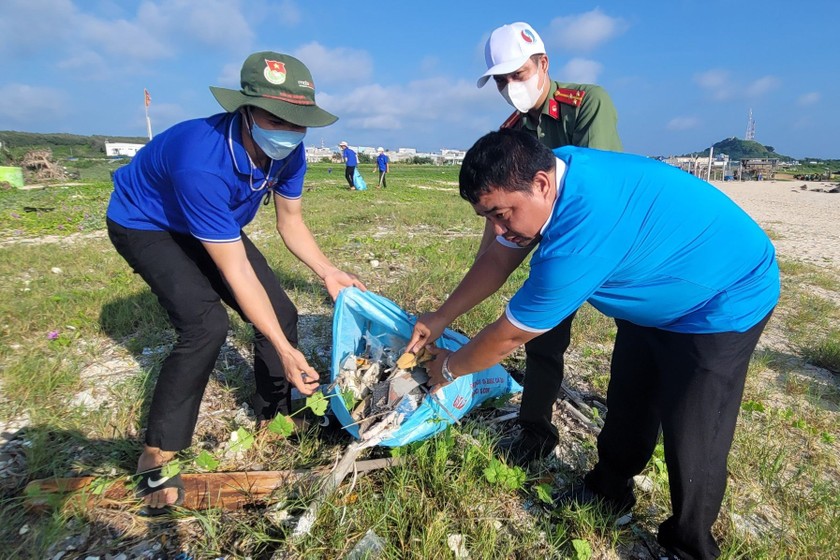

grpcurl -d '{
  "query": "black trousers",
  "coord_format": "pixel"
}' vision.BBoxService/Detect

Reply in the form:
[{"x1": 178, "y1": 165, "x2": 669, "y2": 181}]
[
  {"x1": 583, "y1": 312, "x2": 773, "y2": 560},
  {"x1": 345, "y1": 165, "x2": 356, "y2": 188},
  {"x1": 518, "y1": 311, "x2": 577, "y2": 440},
  {"x1": 107, "y1": 219, "x2": 298, "y2": 451}
]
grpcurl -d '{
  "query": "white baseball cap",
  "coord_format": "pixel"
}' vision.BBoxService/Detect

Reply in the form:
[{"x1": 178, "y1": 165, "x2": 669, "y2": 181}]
[
  {"x1": 477, "y1": 22, "x2": 546, "y2": 88},
  {"x1": 339, "y1": 141, "x2": 348, "y2": 147},
  {"x1": 377, "y1": 147, "x2": 384, "y2": 152}
]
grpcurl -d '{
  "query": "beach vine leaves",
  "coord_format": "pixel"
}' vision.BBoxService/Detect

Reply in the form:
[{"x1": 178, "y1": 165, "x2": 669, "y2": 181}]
[
  {"x1": 572, "y1": 539, "x2": 593, "y2": 560},
  {"x1": 267, "y1": 415, "x2": 295, "y2": 437},
  {"x1": 483, "y1": 459, "x2": 525, "y2": 491},
  {"x1": 534, "y1": 483, "x2": 553, "y2": 504},
  {"x1": 228, "y1": 427, "x2": 255, "y2": 454},
  {"x1": 306, "y1": 392, "x2": 329, "y2": 416},
  {"x1": 195, "y1": 450, "x2": 220, "y2": 471}
]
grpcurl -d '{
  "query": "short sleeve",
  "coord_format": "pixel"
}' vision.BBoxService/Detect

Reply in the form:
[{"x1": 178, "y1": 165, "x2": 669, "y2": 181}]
[{"x1": 506, "y1": 252, "x2": 613, "y2": 332}]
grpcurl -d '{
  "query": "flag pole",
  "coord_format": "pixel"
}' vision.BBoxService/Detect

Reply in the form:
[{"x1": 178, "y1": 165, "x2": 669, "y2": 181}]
[{"x1": 144, "y1": 89, "x2": 153, "y2": 140}]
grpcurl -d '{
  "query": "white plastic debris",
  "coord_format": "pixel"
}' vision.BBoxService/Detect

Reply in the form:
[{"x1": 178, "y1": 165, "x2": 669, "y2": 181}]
[
  {"x1": 346, "y1": 528, "x2": 386, "y2": 560},
  {"x1": 447, "y1": 534, "x2": 470, "y2": 559}
]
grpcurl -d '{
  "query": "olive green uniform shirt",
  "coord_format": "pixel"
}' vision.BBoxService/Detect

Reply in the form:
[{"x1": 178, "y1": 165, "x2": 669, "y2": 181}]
[{"x1": 516, "y1": 80, "x2": 622, "y2": 151}]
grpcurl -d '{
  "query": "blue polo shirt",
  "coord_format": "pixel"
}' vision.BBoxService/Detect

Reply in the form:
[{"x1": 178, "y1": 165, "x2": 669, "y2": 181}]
[
  {"x1": 342, "y1": 147, "x2": 358, "y2": 167},
  {"x1": 107, "y1": 112, "x2": 306, "y2": 243},
  {"x1": 506, "y1": 147, "x2": 780, "y2": 334},
  {"x1": 377, "y1": 153, "x2": 389, "y2": 171}
]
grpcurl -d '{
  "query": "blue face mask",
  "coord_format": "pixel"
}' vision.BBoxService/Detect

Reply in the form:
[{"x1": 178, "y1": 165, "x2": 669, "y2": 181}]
[{"x1": 248, "y1": 110, "x2": 306, "y2": 160}]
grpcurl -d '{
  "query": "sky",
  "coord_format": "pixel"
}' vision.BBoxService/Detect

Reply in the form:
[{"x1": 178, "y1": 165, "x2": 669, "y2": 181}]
[{"x1": 1, "y1": 0, "x2": 838, "y2": 158}]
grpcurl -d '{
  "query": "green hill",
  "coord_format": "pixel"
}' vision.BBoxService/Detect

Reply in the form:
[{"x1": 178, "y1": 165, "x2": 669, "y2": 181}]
[
  {"x1": 691, "y1": 137, "x2": 792, "y2": 161},
  {"x1": 0, "y1": 130, "x2": 147, "y2": 163}
]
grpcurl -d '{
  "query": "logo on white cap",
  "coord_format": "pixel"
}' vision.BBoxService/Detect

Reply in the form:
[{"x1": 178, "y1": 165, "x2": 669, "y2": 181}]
[{"x1": 477, "y1": 22, "x2": 546, "y2": 88}]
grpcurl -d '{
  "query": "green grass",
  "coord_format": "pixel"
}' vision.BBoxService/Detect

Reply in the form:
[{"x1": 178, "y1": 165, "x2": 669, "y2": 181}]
[{"x1": 0, "y1": 163, "x2": 838, "y2": 559}]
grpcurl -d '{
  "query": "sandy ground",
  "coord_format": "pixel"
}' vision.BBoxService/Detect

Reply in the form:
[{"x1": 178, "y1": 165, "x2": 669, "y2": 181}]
[{"x1": 711, "y1": 180, "x2": 840, "y2": 269}]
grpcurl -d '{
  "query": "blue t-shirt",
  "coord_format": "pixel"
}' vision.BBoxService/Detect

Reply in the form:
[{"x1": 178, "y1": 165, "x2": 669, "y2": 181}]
[
  {"x1": 506, "y1": 147, "x2": 780, "y2": 334},
  {"x1": 107, "y1": 112, "x2": 306, "y2": 242},
  {"x1": 342, "y1": 147, "x2": 358, "y2": 167},
  {"x1": 377, "y1": 153, "x2": 389, "y2": 171}
]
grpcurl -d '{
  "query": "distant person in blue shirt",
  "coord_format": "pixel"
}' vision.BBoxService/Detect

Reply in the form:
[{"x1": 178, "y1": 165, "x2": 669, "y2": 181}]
[
  {"x1": 339, "y1": 140, "x2": 358, "y2": 189},
  {"x1": 407, "y1": 129, "x2": 779, "y2": 560},
  {"x1": 106, "y1": 51, "x2": 365, "y2": 515},
  {"x1": 376, "y1": 147, "x2": 390, "y2": 188}
]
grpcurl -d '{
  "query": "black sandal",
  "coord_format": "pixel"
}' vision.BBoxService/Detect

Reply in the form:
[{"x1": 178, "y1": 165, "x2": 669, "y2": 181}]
[{"x1": 133, "y1": 465, "x2": 185, "y2": 516}]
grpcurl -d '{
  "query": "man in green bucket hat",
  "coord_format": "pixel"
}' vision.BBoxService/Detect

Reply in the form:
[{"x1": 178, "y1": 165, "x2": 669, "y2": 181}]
[{"x1": 106, "y1": 51, "x2": 366, "y2": 515}]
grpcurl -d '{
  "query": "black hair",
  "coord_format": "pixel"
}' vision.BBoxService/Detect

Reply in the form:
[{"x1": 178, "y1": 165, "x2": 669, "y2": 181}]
[{"x1": 459, "y1": 129, "x2": 555, "y2": 204}]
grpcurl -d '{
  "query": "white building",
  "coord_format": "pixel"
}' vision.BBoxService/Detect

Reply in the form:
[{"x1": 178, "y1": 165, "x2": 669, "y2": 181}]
[
  {"x1": 440, "y1": 149, "x2": 466, "y2": 165},
  {"x1": 305, "y1": 146, "x2": 335, "y2": 163},
  {"x1": 105, "y1": 142, "x2": 145, "y2": 157}
]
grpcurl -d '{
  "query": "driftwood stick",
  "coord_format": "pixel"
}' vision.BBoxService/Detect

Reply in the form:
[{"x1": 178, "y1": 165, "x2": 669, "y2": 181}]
[
  {"x1": 292, "y1": 442, "x2": 364, "y2": 538},
  {"x1": 560, "y1": 400, "x2": 602, "y2": 435}
]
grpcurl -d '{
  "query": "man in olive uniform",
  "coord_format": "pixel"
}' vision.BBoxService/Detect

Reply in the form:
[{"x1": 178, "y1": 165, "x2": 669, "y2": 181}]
[{"x1": 476, "y1": 21, "x2": 622, "y2": 465}]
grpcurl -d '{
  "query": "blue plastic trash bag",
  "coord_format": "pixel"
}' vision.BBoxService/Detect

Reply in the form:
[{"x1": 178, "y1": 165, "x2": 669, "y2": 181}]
[
  {"x1": 329, "y1": 287, "x2": 522, "y2": 447},
  {"x1": 353, "y1": 168, "x2": 367, "y2": 190}
]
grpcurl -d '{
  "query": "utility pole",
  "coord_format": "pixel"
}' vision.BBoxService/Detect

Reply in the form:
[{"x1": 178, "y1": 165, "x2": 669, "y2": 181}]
[{"x1": 706, "y1": 146, "x2": 714, "y2": 182}]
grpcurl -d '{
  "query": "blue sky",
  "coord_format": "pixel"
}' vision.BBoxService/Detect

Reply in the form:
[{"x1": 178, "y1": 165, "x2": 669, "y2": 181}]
[{"x1": 1, "y1": 0, "x2": 837, "y2": 158}]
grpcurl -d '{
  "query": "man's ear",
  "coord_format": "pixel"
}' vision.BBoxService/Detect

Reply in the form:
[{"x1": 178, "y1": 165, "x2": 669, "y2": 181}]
[{"x1": 533, "y1": 170, "x2": 553, "y2": 200}]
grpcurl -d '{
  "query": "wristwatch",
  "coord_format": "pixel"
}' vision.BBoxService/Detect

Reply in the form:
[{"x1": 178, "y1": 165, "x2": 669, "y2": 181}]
[{"x1": 441, "y1": 353, "x2": 456, "y2": 383}]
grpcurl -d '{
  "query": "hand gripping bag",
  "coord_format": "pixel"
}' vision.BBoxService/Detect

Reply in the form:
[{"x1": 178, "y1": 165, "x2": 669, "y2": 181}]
[{"x1": 329, "y1": 287, "x2": 522, "y2": 447}]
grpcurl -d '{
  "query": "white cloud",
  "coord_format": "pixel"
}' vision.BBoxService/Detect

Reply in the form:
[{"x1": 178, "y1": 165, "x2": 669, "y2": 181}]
[
  {"x1": 547, "y1": 9, "x2": 627, "y2": 52},
  {"x1": 76, "y1": 12, "x2": 172, "y2": 61},
  {"x1": 558, "y1": 58, "x2": 603, "y2": 84},
  {"x1": 177, "y1": 0, "x2": 253, "y2": 46},
  {"x1": 694, "y1": 69, "x2": 780, "y2": 101},
  {"x1": 693, "y1": 69, "x2": 733, "y2": 100},
  {"x1": 1, "y1": 0, "x2": 255, "y2": 72},
  {"x1": 666, "y1": 116, "x2": 700, "y2": 131},
  {"x1": 797, "y1": 91, "x2": 821, "y2": 106},
  {"x1": 262, "y1": 0, "x2": 303, "y2": 27},
  {"x1": 0, "y1": 83, "x2": 66, "y2": 124},
  {"x1": 318, "y1": 77, "x2": 494, "y2": 134},
  {"x1": 745, "y1": 75, "x2": 780, "y2": 97},
  {"x1": 292, "y1": 42, "x2": 374, "y2": 86},
  {"x1": 217, "y1": 62, "x2": 243, "y2": 89}
]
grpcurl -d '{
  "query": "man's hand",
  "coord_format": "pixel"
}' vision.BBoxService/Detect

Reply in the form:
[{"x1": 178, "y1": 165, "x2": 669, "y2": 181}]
[
  {"x1": 279, "y1": 347, "x2": 321, "y2": 395},
  {"x1": 322, "y1": 268, "x2": 367, "y2": 301},
  {"x1": 406, "y1": 311, "x2": 449, "y2": 354}
]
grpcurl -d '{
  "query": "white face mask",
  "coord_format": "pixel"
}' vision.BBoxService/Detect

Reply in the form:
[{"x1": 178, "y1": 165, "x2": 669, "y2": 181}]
[{"x1": 501, "y1": 70, "x2": 546, "y2": 113}]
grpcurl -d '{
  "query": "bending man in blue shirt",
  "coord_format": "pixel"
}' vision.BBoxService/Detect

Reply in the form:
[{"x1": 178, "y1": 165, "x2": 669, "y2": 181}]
[
  {"x1": 107, "y1": 51, "x2": 365, "y2": 514},
  {"x1": 407, "y1": 129, "x2": 779, "y2": 560}
]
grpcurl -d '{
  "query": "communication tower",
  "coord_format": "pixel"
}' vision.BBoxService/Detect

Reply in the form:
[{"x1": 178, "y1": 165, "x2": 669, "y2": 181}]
[{"x1": 745, "y1": 108, "x2": 756, "y2": 141}]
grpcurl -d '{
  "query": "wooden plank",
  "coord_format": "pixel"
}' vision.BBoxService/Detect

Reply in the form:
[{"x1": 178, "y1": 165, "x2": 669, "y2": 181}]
[
  {"x1": 24, "y1": 458, "x2": 403, "y2": 513},
  {"x1": 24, "y1": 469, "x2": 315, "y2": 512}
]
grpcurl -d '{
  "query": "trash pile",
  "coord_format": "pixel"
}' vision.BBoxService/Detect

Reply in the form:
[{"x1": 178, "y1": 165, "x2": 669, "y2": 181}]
[
  {"x1": 335, "y1": 340, "x2": 434, "y2": 446},
  {"x1": 330, "y1": 287, "x2": 522, "y2": 448}
]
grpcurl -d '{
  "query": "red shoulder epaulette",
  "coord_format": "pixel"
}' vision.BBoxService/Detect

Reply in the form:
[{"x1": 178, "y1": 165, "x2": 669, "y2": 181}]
[
  {"x1": 500, "y1": 110, "x2": 521, "y2": 129},
  {"x1": 554, "y1": 88, "x2": 586, "y2": 107}
]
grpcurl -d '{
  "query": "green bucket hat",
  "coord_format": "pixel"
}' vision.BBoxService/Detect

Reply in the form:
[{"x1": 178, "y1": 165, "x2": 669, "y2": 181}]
[{"x1": 210, "y1": 51, "x2": 338, "y2": 128}]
